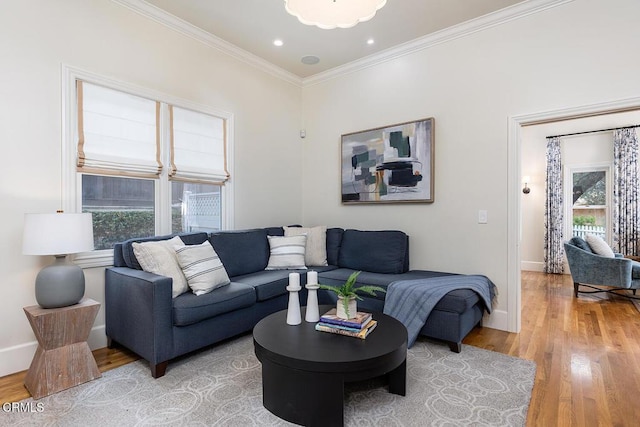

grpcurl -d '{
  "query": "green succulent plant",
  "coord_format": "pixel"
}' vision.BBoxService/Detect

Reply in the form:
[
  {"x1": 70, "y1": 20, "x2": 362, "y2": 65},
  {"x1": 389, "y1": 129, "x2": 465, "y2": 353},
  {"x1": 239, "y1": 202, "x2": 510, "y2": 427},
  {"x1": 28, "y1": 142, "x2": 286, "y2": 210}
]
[{"x1": 318, "y1": 271, "x2": 386, "y2": 317}]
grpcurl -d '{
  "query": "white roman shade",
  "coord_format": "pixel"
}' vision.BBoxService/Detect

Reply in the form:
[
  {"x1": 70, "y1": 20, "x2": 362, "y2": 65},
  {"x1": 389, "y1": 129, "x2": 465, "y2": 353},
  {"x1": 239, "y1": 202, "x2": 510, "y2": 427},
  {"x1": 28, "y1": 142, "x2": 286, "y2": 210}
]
[
  {"x1": 170, "y1": 105, "x2": 229, "y2": 184},
  {"x1": 77, "y1": 80, "x2": 162, "y2": 176}
]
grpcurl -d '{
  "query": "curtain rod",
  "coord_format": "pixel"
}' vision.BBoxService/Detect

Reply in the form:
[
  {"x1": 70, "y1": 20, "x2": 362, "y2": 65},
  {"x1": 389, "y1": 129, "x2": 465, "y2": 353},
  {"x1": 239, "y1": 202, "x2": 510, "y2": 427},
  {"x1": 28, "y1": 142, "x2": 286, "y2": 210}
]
[{"x1": 547, "y1": 124, "x2": 640, "y2": 139}]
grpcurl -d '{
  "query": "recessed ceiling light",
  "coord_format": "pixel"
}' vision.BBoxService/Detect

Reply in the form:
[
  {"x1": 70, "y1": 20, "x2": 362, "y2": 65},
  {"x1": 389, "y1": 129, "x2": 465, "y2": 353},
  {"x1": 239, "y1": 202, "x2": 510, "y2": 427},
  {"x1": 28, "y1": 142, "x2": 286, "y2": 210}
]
[
  {"x1": 273, "y1": 39, "x2": 284, "y2": 47},
  {"x1": 301, "y1": 55, "x2": 320, "y2": 65},
  {"x1": 367, "y1": 38, "x2": 375, "y2": 45}
]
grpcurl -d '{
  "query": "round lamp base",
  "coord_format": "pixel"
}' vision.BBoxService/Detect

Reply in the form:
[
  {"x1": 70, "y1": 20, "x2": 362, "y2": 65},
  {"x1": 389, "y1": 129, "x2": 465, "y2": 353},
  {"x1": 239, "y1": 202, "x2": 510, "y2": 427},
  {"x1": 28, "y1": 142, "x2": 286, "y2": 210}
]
[{"x1": 35, "y1": 256, "x2": 85, "y2": 309}]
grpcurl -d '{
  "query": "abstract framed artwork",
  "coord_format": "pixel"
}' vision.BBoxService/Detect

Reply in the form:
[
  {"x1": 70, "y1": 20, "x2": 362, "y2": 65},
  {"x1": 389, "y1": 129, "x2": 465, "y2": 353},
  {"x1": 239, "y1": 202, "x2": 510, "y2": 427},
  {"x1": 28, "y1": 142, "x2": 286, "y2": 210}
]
[{"x1": 341, "y1": 117, "x2": 434, "y2": 204}]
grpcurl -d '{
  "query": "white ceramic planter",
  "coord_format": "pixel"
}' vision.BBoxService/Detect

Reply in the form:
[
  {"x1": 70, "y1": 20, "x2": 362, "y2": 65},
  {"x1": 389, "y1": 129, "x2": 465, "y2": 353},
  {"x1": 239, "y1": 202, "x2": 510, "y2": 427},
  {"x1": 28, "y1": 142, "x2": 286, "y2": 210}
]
[{"x1": 336, "y1": 296, "x2": 357, "y2": 319}]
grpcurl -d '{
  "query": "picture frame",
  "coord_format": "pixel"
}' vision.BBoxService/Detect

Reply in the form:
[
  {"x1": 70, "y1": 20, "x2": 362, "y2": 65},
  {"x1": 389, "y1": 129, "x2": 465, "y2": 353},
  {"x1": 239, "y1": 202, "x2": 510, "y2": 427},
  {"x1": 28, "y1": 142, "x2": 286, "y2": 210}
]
[{"x1": 341, "y1": 117, "x2": 434, "y2": 204}]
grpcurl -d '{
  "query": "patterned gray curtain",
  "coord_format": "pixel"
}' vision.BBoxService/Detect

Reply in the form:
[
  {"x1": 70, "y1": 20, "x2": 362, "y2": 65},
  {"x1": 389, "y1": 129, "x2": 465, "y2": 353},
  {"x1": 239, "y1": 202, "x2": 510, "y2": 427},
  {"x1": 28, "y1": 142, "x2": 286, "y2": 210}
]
[
  {"x1": 612, "y1": 127, "x2": 639, "y2": 256},
  {"x1": 544, "y1": 137, "x2": 564, "y2": 274}
]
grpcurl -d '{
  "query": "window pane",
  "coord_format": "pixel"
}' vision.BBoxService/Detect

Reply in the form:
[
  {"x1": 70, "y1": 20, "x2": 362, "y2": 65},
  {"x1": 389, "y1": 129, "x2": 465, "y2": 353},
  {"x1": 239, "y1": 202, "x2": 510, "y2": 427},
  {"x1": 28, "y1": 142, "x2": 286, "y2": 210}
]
[
  {"x1": 572, "y1": 170, "x2": 607, "y2": 241},
  {"x1": 171, "y1": 182, "x2": 221, "y2": 233},
  {"x1": 573, "y1": 171, "x2": 606, "y2": 206},
  {"x1": 82, "y1": 175, "x2": 155, "y2": 250}
]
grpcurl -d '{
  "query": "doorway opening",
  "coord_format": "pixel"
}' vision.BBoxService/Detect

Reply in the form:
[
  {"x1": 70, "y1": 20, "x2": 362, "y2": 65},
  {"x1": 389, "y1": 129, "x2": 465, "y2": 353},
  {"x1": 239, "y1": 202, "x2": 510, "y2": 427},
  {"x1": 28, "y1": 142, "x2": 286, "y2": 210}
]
[{"x1": 508, "y1": 99, "x2": 640, "y2": 333}]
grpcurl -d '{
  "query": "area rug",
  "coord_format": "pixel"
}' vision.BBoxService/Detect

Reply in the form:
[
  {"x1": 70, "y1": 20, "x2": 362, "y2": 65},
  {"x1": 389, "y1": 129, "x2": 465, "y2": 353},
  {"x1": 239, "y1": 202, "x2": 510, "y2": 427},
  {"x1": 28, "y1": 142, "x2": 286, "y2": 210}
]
[{"x1": 5, "y1": 335, "x2": 536, "y2": 426}]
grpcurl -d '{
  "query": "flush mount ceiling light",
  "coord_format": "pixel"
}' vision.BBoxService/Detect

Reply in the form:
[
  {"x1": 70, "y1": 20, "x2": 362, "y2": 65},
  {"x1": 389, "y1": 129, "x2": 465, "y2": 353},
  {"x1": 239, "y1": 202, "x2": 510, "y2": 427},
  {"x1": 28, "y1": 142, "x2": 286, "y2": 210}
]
[{"x1": 284, "y1": 0, "x2": 387, "y2": 30}]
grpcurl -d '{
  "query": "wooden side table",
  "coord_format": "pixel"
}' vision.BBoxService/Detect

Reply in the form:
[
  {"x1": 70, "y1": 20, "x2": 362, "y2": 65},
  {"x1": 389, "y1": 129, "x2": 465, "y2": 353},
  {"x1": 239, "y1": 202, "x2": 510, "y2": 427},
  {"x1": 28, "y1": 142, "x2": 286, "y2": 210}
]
[{"x1": 23, "y1": 298, "x2": 101, "y2": 399}]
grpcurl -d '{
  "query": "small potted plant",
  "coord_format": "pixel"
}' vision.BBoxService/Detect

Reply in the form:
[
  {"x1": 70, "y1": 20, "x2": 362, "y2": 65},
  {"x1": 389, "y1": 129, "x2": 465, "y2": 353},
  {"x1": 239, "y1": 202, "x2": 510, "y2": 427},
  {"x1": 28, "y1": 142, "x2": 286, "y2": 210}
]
[{"x1": 319, "y1": 271, "x2": 386, "y2": 319}]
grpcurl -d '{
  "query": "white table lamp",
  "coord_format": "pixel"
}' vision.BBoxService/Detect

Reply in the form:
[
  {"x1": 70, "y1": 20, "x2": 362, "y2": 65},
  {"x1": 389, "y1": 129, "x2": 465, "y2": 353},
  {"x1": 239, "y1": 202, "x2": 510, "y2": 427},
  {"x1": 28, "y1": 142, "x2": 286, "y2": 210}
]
[{"x1": 23, "y1": 212, "x2": 94, "y2": 308}]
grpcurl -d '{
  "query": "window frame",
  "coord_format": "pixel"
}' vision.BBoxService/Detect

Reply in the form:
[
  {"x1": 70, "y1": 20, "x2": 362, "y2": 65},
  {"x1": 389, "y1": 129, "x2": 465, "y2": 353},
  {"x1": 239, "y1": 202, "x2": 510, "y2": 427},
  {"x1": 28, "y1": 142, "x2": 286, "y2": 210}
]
[{"x1": 62, "y1": 65, "x2": 234, "y2": 268}]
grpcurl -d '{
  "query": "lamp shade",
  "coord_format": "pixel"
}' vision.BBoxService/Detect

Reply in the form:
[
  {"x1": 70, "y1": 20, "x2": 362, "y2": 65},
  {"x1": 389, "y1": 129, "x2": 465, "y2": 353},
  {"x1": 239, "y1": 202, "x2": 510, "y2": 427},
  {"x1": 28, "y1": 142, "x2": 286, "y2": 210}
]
[
  {"x1": 23, "y1": 213, "x2": 94, "y2": 256},
  {"x1": 285, "y1": 0, "x2": 387, "y2": 29}
]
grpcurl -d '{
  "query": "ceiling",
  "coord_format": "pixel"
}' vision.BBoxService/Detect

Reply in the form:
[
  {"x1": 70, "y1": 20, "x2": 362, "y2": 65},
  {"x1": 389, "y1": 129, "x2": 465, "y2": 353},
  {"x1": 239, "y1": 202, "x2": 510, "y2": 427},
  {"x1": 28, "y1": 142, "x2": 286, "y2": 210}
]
[{"x1": 141, "y1": 0, "x2": 525, "y2": 78}]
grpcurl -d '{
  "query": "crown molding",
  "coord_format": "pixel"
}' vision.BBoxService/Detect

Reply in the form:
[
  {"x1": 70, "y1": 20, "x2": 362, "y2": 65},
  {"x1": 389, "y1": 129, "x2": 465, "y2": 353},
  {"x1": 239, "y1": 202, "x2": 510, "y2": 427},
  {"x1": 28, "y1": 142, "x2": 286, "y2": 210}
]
[
  {"x1": 303, "y1": 0, "x2": 574, "y2": 86},
  {"x1": 111, "y1": 0, "x2": 303, "y2": 87},
  {"x1": 112, "y1": 0, "x2": 572, "y2": 89}
]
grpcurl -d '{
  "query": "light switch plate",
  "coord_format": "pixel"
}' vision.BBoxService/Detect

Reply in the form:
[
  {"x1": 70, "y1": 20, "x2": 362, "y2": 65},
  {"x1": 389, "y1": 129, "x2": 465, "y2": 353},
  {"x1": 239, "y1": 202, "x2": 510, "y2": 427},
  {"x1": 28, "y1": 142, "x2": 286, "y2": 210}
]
[{"x1": 478, "y1": 210, "x2": 488, "y2": 224}]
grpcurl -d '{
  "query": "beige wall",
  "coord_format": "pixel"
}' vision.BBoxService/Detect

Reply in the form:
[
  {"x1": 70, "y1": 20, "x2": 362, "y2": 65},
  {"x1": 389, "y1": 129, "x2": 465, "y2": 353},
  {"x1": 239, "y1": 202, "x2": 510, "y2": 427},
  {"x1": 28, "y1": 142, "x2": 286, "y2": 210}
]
[
  {"x1": 300, "y1": 0, "x2": 640, "y2": 329},
  {"x1": 0, "y1": 0, "x2": 302, "y2": 376}
]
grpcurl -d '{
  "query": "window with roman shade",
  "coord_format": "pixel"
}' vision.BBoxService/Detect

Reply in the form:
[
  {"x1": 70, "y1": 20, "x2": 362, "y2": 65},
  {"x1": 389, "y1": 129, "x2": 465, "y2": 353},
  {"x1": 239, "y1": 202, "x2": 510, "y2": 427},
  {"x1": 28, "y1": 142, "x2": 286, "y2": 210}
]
[
  {"x1": 77, "y1": 80, "x2": 162, "y2": 177},
  {"x1": 169, "y1": 106, "x2": 229, "y2": 184},
  {"x1": 64, "y1": 69, "x2": 234, "y2": 261}
]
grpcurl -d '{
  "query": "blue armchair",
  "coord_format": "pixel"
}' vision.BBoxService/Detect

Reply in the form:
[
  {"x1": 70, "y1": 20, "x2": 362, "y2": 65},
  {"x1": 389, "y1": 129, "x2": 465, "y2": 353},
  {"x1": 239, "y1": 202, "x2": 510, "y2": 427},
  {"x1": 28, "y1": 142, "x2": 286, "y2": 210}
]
[{"x1": 564, "y1": 237, "x2": 640, "y2": 298}]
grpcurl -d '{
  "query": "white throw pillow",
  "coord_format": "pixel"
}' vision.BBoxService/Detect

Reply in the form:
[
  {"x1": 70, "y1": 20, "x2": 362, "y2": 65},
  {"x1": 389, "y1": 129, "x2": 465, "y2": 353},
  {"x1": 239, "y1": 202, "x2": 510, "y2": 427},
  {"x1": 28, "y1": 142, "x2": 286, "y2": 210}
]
[
  {"x1": 133, "y1": 236, "x2": 189, "y2": 298},
  {"x1": 174, "y1": 241, "x2": 230, "y2": 296},
  {"x1": 265, "y1": 235, "x2": 308, "y2": 270},
  {"x1": 585, "y1": 234, "x2": 615, "y2": 258},
  {"x1": 284, "y1": 225, "x2": 328, "y2": 267}
]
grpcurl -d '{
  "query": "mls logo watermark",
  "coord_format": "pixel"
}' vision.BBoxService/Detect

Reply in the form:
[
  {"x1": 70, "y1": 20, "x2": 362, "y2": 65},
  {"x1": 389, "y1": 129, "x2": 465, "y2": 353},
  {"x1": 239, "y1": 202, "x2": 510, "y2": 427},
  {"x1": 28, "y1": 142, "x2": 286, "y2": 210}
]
[{"x1": 2, "y1": 401, "x2": 45, "y2": 413}]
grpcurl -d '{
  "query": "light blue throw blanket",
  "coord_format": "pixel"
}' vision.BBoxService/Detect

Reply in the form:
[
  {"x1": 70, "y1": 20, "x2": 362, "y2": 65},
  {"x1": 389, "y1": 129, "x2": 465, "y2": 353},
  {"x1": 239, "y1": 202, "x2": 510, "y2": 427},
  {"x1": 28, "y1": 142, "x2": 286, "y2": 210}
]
[{"x1": 383, "y1": 275, "x2": 497, "y2": 347}]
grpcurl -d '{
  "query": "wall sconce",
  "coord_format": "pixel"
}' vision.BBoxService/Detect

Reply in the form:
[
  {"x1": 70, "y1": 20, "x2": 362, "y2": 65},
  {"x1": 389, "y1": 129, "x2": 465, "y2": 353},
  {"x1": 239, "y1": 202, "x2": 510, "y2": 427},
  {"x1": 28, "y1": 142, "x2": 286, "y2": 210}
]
[{"x1": 522, "y1": 176, "x2": 531, "y2": 194}]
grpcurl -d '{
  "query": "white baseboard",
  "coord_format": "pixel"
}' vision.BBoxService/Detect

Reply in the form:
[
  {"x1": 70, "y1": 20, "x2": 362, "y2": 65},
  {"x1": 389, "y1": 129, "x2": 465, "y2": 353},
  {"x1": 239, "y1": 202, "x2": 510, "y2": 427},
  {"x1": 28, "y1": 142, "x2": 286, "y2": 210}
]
[
  {"x1": 521, "y1": 262, "x2": 573, "y2": 275},
  {"x1": 0, "y1": 325, "x2": 107, "y2": 378},
  {"x1": 483, "y1": 308, "x2": 509, "y2": 332},
  {"x1": 521, "y1": 261, "x2": 544, "y2": 272},
  {"x1": 87, "y1": 325, "x2": 108, "y2": 351}
]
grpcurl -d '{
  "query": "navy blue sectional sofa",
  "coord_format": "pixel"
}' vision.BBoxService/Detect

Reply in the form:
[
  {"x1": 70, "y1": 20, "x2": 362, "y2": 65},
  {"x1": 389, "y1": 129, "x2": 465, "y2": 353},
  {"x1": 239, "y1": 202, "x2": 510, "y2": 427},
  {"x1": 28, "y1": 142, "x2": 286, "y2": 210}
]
[{"x1": 105, "y1": 227, "x2": 487, "y2": 378}]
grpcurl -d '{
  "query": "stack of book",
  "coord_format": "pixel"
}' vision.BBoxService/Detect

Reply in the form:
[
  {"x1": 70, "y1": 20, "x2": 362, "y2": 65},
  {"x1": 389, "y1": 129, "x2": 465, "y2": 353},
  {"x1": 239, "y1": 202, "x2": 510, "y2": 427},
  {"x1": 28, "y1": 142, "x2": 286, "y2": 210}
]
[{"x1": 315, "y1": 308, "x2": 378, "y2": 339}]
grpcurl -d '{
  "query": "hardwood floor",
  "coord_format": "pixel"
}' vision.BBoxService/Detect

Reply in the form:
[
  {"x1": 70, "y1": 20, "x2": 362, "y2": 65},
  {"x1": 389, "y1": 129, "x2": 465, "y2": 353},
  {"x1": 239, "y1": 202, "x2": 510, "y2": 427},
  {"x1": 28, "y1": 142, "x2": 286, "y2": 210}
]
[
  {"x1": 2, "y1": 271, "x2": 639, "y2": 426},
  {"x1": 465, "y1": 271, "x2": 640, "y2": 426}
]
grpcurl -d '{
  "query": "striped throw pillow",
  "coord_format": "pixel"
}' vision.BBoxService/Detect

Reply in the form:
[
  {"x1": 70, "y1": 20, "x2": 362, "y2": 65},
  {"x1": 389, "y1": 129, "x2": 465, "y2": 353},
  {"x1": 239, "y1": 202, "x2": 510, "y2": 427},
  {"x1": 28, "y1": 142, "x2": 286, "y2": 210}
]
[
  {"x1": 265, "y1": 235, "x2": 307, "y2": 270},
  {"x1": 174, "y1": 241, "x2": 230, "y2": 295}
]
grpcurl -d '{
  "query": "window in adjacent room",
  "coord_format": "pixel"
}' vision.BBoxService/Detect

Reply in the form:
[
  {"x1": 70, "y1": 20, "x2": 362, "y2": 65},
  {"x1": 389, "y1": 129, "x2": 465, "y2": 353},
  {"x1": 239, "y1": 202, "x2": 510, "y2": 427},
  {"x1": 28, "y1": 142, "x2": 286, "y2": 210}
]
[{"x1": 567, "y1": 167, "x2": 610, "y2": 243}]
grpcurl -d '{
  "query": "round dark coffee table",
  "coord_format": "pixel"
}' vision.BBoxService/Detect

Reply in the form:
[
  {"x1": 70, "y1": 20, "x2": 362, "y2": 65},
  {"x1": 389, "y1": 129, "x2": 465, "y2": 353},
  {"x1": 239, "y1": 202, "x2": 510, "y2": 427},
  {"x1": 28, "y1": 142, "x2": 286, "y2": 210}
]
[{"x1": 253, "y1": 305, "x2": 408, "y2": 427}]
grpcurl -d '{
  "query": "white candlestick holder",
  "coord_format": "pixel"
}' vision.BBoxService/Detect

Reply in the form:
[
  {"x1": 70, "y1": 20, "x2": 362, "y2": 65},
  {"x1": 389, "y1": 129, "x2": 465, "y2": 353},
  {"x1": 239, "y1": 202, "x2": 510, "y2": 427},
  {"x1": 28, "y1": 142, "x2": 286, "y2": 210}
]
[
  {"x1": 305, "y1": 284, "x2": 320, "y2": 322},
  {"x1": 286, "y1": 284, "x2": 301, "y2": 325}
]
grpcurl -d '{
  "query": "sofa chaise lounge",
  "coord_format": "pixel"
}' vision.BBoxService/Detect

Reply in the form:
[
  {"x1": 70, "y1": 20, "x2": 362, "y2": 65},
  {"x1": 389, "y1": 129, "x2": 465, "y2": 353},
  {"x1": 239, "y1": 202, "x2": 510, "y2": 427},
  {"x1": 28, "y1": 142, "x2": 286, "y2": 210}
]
[{"x1": 105, "y1": 226, "x2": 490, "y2": 378}]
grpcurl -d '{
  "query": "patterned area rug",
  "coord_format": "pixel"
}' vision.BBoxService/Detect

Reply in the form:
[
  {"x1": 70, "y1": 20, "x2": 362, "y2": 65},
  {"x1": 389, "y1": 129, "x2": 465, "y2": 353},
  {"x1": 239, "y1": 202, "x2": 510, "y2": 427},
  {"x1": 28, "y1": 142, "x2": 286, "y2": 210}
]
[{"x1": 6, "y1": 335, "x2": 536, "y2": 426}]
